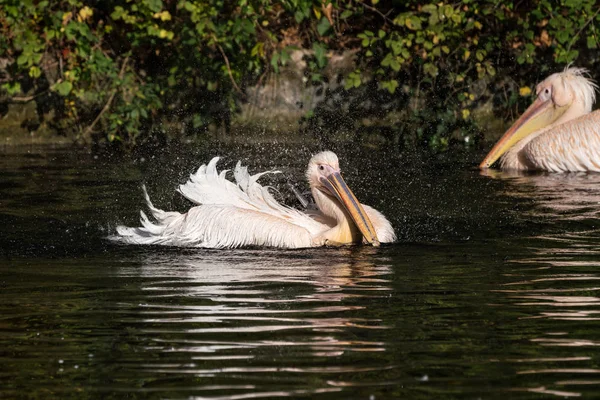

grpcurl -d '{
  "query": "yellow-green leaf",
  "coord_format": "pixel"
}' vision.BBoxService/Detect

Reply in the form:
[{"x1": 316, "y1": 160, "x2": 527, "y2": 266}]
[
  {"x1": 54, "y1": 81, "x2": 73, "y2": 96},
  {"x1": 29, "y1": 66, "x2": 41, "y2": 78},
  {"x1": 519, "y1": 86, "x2": 531, "y2": 96},
  {"x1": 153, "y1": 11, "x2": 171, "y2": 21},
  {"x1": 78, "y1": 6, "x2": 93, "y2": 22}
]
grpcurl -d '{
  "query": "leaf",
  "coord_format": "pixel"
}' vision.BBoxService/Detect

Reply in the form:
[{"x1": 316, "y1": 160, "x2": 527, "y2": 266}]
[
  {"x1": 519, "y1": 86, "x2": 531, "y2": 96},
  {"x1": 422, "y1": 4, "x2": 437, "y2": 14},
  {"x1": 251, "y1": 42, "x2": 264, "y2": 57},
  {"x1": 153, "y1": 10, "x2": 171, "y2": 21},
  {"x1": 54, "y1": 81, "x2": 73, "y2": 96},
  {"x1": 556, "y1": 30, "x2": 569, "y2": 44},
  {"x1": 280, "y1": 49, "x2": 291, "y2": 65},
  {"x1": 424, "y1": 63, "x2": 438, "y2": 77},
  {"x1": 313, "y1": 42, "x2": 327, "y2": 68},
  {"x1": 17, "y1": 54, "x2": 29, "y2": 66},
  {"x1": 381, "y1": 53, "x2": 392, "y2": 67},
  {"x1": 429, "y1": 11, "x2": 439, "y2": 26},
  {"x1": 78, "y1": 6, "x2": 93, "y2": 22},
  {"x1": 340, "y1": 10, "x2": 353, "y2": 19},
  {"x1": 2, "y1": 82, "x2": 21, "y2": 96},
  {"x1": 405, "y1": 16, "x2": 422, "y2": 31},
  {"x1": 294, "y1": 11, "x2": 305, "y2": 23},
  {"x1": 270, "y1": 52, "x2": 280, "y2": 73},
  {"x1": 390, "y1": 40, "x2": 402, "y2": 55},
  {"x1": 443, "y1": 5, "x2": 454, "y2": 18},
  {"x1": 344, "y1": 70, "x2": 362, "y2": 89},
  {"x1": 29, "y1": 66, "x2": 41, "y2": 78},
  {"x1": 381, "y1": 79, "x2": 398, "y2": 94},
  {"x1": 317, "y1": 17, "x2": 331, "y2": 36},
  {"x1": 144, "y1": 0, "x2": 163, "y2": 13},
  {"x1": 313, "y1": 6, "x2": 321, "y2": 19}
]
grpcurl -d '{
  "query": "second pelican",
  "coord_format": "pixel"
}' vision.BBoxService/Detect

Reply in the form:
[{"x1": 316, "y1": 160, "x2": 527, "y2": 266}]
[
  {"x1": 480, "y1": 67, "x2": 599, "y2": 172},
  {"x1": 114, "y1": 151, "x2": 396, "y2": 248}
]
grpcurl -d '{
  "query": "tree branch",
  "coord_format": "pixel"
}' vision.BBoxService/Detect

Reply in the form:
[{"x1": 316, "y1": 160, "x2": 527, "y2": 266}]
[
  {"x1": 10, "y1": 91, "x2": 47, "y2": 103},
  {"x1": 566, "y1": 6, "x2": 600, "y2": 53},
  {"x1": 213, "y1": 37, "x2": 244, "y2": 95},
  {"x1": 360, "y1": 2, "x2": 394, "y2": 25},
  {"x1": 80, "y1": 55, "x2": 130, "y2": 142}
]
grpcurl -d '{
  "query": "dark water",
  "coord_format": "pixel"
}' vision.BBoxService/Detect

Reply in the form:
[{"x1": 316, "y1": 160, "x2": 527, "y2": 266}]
[{"x1": 2, "y1": 142, "x2": 600, "y2": 399}]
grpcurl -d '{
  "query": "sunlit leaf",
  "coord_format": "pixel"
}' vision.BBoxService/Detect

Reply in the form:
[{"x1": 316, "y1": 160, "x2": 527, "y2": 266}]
[
  {"x1": 54, "y1": 81, "x2": 73, "y2": 96},
  {"x1": 519, "y1": 86, "x2": 531, "y2": 96}
]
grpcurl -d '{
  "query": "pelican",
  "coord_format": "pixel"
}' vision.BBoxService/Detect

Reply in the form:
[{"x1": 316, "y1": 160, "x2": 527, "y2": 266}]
[
  {"x1": 479, "y1": 67, "x2": 600, "y2": 172},
  {"x1": 113, "y1": 151, "x2": 396, "y2": 248}
]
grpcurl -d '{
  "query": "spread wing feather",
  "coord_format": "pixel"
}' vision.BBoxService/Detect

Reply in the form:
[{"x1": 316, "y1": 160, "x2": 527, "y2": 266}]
[{"x1": 113, "y1": 157, "x2": 329, "y2": 248}]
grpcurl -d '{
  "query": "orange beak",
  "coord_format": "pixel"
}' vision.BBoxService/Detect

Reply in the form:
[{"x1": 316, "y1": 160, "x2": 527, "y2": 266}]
[
  {"x1": 319, "y1": 170, "x2": 380, "y2": 246},
  {"x1": 479, "y1": 96, "x2": 567, "y2": 169}
]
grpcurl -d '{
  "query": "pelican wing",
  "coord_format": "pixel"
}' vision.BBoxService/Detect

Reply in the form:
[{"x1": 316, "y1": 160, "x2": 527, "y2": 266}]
[
  {"x1": 114, "y1": 157, "x2": 331, "y2": 248},
  {"x1": 524, "y1": 111, "x2": 600, "y2": 172},
  {"x1": 116, "y1": 201, "x2": 323, "y2": 248},
  {"x1": 178, "y1": 157, "x2": 254, "y2": 209},
  {"x1": 178, "y1": 157, "x2": 327, "y2": 233}
]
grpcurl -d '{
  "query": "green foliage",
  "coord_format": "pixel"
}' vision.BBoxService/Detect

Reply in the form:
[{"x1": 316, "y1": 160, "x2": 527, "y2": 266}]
[
  {"x1": 305, "y1": 0, "x2": 600, "y2": 149},
  {"x1": 0, "y1": 0, "x2": 599, "y2": 148},
  {"x1": 0, "y1": 0, "x2": 337, "y2": 145}
]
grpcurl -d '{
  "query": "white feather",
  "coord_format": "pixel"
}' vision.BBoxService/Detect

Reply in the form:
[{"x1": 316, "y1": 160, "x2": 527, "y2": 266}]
[
  {"x1": 524, "y1": 112, "x2": 600, "y2": 172},
  {"x1": 499, "y1": 67, "x2": 600, "y2": 172},
  {"x1": 112, "y1": 154, "x2": 396, "y2": 249}
]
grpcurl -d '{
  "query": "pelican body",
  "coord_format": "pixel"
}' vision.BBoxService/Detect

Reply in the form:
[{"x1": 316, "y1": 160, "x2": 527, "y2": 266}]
[
  {"x1": 480, "y1": 67, "x2": 600, "y2": 172},
  {"x1": 114, "y1": 151, "x2": 395, "y2": 249}
]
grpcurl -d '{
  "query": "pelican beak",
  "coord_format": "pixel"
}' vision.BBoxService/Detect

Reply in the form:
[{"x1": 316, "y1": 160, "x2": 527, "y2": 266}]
[
  {"x1": 479, "y1": 97, "x2": 568, "y2": 169},
  {"x1": 319, "y1": 170, "x2": 380, "y2": 246}
]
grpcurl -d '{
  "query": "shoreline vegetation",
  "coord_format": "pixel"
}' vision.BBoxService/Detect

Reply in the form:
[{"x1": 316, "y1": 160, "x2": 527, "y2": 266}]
[{"x1": 1, "y1": 1, "x2": 599, "y2": 150}]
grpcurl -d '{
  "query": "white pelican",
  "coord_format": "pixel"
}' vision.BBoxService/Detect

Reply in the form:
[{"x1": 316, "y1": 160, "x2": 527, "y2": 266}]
[
  {"x1": 114, "y1": 151, "x2": 396, "y2": 248},
  {"x1": 479, "y1": 67, "x2": 600, "y2": 172}
]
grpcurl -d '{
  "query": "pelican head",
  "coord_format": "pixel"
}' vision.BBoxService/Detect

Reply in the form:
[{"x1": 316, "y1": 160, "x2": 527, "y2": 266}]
[
  {"x1": 306, "y1": 151, "x2": 380, "y2": 246},
  {"x1": 480, "y1": 67, "x2": 598, "y2": 169}
]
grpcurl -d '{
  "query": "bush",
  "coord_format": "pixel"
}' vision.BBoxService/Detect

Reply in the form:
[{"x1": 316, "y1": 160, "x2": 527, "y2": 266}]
[{"x1": 1, "y1": 0, "x2": 599, "y2": 148}]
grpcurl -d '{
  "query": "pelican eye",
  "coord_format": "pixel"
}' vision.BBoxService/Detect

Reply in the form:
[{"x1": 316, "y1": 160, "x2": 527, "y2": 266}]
[
  {"x1": 319, "y1": 165, "x2": 325, "y2": 171},
  {"x1": 539, "y1": 87, "x2": 551, "y2": 101}
]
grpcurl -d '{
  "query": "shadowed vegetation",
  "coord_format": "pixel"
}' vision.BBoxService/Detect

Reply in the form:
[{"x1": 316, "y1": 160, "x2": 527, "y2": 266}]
[{"x1": 1, "y1": 0, "x2": 599, "y2": 149}]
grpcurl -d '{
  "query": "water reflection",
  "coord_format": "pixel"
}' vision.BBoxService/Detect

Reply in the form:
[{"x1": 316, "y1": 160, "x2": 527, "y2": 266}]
[
  {"x1": 116, "y1": 248, "x2": 395, "y2": 397},
  {"x1": 481, "y1": 169, "x2": 600, "y2": 220},
  {"x1": 479, "y1": 168, "x2": 600, "y2": 396},
  {"x1": 491, "y1": 227, "x2": 600, "y2": 397},
  {"x1": 7, "y1": 145, "x2": 600, "y2": 398}
]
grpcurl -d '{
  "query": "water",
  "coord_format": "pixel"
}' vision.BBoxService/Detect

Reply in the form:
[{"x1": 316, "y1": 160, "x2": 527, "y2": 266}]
[{"x1": 2, "y1": 142, "x2": 600, "y2": 398}]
